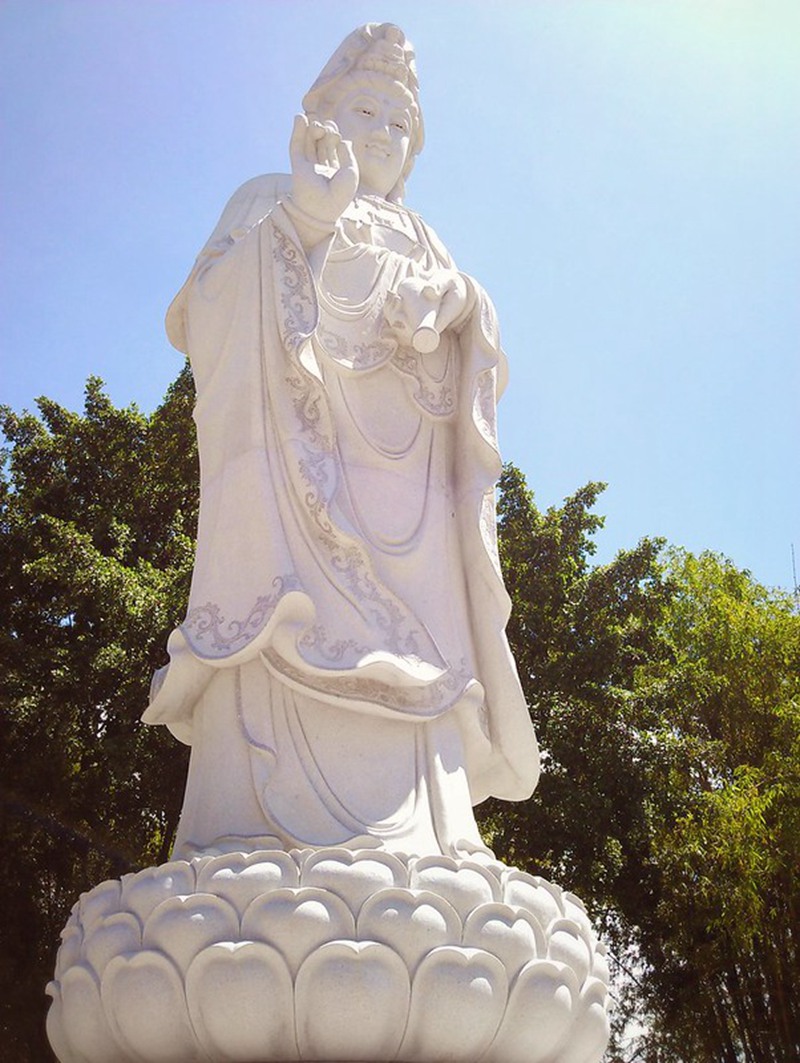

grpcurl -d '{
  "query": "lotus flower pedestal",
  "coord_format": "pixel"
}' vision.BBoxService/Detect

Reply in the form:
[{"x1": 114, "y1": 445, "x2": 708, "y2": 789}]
[{"x1": 47, "y1": 846, "x2": 610, "y2": 1063}]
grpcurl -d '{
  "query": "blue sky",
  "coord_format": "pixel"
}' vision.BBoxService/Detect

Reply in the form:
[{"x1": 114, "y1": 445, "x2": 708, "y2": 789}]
[{"x1": 2, "y1": 0, "x2": 798, "y2": 590}]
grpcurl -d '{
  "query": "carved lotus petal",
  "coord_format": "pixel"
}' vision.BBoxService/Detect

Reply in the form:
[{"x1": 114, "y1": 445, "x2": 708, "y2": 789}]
[
  {"x1": 503, "y1": 869, "x2": 563, "y2": 929},
  {"x1": 101, "y1": 950, "x2": 196, "y2": 1062},
  {"x1": 547, "y1": 919, "x2": 593, "y2": 986},
  {"x1": 563, "y1": 889, "x2": 588, "y2": 915},
  {"x1": 475, "y1": 858, "x2": 510, "y2": 881},
  {"x1": 195, "y1": 850, "x2": 299, "y2": 910},
  {"x1": 357, "y1": 888, "x2": 461, "y2": 972},
  {"x1": 54, "y1": 925, "x2": 82, "y2": 980},
  {"x1": 410, "y1": 857, "x2": 499, "y2": 921},
  {"x1": 142, "y1": 893, "x2": 239, "y2": 970},
  {"x1": 462, "y1": 902, "x2": 544, "y2": 977},
  {"x1": 592, "y1": 946, "x2": 611, "y2": 985},
  {"x1": 186, "y1": 941, "x2": 297, "y2": 1061},
  {"x1": 563, "y1": 891, "x2": 594, "y2": 935},
  {"x1": 583, "y1": 976, "x2": 609, "y2": 1008},
  {"x1": 83, "y1": 912, "x2": 142, "y2": 978},
  {"x1": 48, "y1": 851, "x2": 611, "y2": 1063},
  {"x1": 401, "y1": 946, "x2": 507, "y2": 1062},
  {"x1": 300, "y1": 848, "x2": 407, "y2": 912},
  {"x1": 241, "y1": 887, "x2": 355, "y2": 975},
  {"x1": 192, "y1": 835, "x2": 285, "y2": 859},
  {"x1": 54, "y1": 963, "x2": 127, "y2": 1063},
  {"x1": 295, "y1": 940, "x2": 410, "y2": 1062},
  {"x1": 120, "y1": 861, "x2": 196, "y2": 924},
  {"x1": 44, "y1": 984, "x2": 71, "y2": 1063},
  {"x1": 486, "y1": 959, "x2": 579, "y2": 1063},
  {"x1": 558, "y1": 978, "x2": 611, "y2": 1063},
  {"x1": 78, "y1": 879, "x2": 122, "y2": 933}
]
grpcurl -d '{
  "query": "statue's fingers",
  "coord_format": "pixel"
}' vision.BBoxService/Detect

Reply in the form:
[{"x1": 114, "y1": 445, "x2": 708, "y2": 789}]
[
  {"x1": 303, "y1": 120, "x2": 331, "y2": 167},
  {"x1": 291, "y1": 115, "x2": 308, "y2": 164},
  {"x1": 433, "y1": 284, "x2": 461, "y2": 334},
  {"x1": 320, "y1": 128, "x2": 341, "y2": 170},
  {"x1": 335, "y1": 137, "x2": 359, "y2": 182},
  {"x1": 289, "y1": 114, "x2": 314, "y2": 169}
]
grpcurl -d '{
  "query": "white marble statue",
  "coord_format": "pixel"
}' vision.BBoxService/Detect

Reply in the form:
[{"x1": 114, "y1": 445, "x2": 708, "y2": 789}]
[
  {"x1": 144, "y1": 22, "x2": 539, "y2": 861},
  {"x1": 47, "y1": 28, "x2": 613, "y2": 1063}
]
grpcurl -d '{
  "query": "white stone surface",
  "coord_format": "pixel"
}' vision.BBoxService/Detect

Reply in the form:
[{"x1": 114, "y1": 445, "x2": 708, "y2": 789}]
[
  {"x1": 47, "y1": 847, "x2": 611, "y2": 1063},
  {"x1": 143, "y1": 21, "x2": 539, "y2": 860},
  {"x1": 48, "y1": 24, "x2": 611, "y2": 1062}
]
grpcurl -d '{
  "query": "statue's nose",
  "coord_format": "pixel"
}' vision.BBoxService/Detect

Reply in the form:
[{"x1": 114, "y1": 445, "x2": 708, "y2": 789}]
[{"x1": 372, "y1": 124, "x2": 391, "y2": 143}]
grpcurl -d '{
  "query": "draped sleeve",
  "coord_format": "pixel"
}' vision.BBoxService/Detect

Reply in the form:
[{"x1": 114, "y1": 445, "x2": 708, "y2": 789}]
[{"x1": 144, "y1": 174, "x2": 539, "y2": 805}]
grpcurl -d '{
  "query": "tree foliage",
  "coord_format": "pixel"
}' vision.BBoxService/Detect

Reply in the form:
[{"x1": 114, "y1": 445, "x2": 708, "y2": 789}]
[
  {"x1": 486, "y1": 465, "x2": 800, "y2": 1062},
  {"x1": 0, "y1": 368, "x2": 198, "y2": 1058},
  {"x1": 1, "y1": 379, "x2": 798, "y2": 1061},
  {"x1": 633, "y1": 551, "x2": 800, "y2": 1061}
]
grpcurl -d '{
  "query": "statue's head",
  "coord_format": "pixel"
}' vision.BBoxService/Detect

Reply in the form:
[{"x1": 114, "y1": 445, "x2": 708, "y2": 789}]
[{"x1": 303, "y1": 24, "x2": 424, "y2": 202}]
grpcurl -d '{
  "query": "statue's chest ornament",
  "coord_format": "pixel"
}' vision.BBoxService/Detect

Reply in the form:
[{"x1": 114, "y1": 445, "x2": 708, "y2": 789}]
[{"x1": 343, "y1": 196, "x2": 424, "y2": 257}]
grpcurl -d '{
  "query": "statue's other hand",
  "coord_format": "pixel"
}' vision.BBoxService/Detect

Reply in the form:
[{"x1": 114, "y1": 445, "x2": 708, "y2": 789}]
[
  {"x1": 288, "y1": 114, "x2": 359, "y2": 229},
  {"x1": 431, "y1": 272, "x2": 474, "y2": 335},
  {"x1": 386, "y1": 271, "x2": 475, "y2": 353}
]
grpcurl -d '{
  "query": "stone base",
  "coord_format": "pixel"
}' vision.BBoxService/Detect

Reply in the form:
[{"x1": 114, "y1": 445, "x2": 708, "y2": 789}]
[{"x1": 46, "y1": 847, "x2": 610, "y2": 1063}]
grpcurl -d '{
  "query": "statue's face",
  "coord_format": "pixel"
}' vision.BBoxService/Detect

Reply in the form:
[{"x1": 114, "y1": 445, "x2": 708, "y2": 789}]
[{"x1": 328, "y1": 80, "x2": 412, "y2": 198}]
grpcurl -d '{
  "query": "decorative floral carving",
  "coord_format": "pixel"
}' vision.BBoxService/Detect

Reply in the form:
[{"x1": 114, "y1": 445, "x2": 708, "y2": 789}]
[
  {"x1": 182, "y1": 576, "x2": 301, "y2": 656},
  {"x1": 271, "y1": 222, "x2": 316, "y2": 347},
  {"x1": 391, "y1": 342, "x2": 456, "y2": 418},
  {"x1": 318, "y1": 323, "x2": 395, "y2": 371},
  {"x1": 261, "y1": 646, "x2": 470, "y2": 715},
  {"x1": 47, "y1": 848, "x2": 610, "y2": 1063},
  {"x1": 299, "y1": 623, "x2": 368, "y2": 664}
]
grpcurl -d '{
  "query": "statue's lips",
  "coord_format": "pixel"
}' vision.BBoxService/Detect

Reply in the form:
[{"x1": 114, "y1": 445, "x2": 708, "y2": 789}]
[{"x1": 365, "y1": 144, "x2": 391, "y2": 157}]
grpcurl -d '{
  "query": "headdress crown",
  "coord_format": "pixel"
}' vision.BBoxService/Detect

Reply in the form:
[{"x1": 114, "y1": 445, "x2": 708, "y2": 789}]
[{"x1": 303, "y1": 23, "x2": 421, "y2": 130}]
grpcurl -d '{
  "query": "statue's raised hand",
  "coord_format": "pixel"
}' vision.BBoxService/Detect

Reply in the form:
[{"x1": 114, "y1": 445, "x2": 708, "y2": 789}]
[{"x1": 288, "y1": 114, "x2": 359, "y2": 234}]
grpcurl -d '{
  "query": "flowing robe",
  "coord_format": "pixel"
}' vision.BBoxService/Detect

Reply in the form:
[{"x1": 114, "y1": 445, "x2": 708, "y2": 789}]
[{"x1": 144, "y1": 174, "x2": 539, "y2": 858}]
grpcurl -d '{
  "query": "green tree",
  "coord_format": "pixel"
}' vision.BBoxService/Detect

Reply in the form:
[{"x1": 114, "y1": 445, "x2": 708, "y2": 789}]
[
  {"x1": 3, "y1": 377, "x2": 798, "y2": 1062},
  {"x1": 484, "y1": 467, "x2": 800, "y2": 1062},
  {"x1": 634, "y1": 550, "x2": 800, "y2": 1062},
  {"x1": 482, "y1": 465, "x2": 675, "y2": 1052},
  {"x1": 0, "y1": 367, "x2": 198, "y2": 1059}
]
